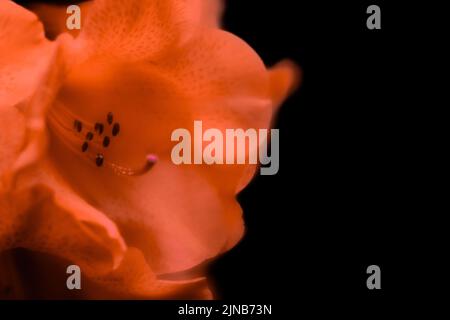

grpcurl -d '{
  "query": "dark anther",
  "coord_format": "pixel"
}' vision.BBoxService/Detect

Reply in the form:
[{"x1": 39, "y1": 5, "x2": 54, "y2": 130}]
[
  {"x1": 96, "y1": 154, "x2": 104, "y2": 167},
  {"x1": 95, "y1": 123, "x2": 104, "y2": 135},
  {"x1": 86, "y1": 132, "x2": 94, "y2": 141},
  {"x1": 107, "y1": 112, "x2": 114, "y2": 125},
  {"x1": 74, "y1": 120, "x2": 82, "y2": 132},
  {"x1": 82, "y1": 142, "x2": 89, "y2": 152},
  {"x1": 112, "y1": 123, "x2": 120, "y2": 136},
  {"x1": 103, "y1": 136, "x2": 110, "y2": 147}
]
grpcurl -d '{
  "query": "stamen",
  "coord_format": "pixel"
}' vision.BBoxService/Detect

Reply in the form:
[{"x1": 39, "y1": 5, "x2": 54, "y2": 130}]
[
  {"x1": 107, "y1": 112, "x2": 114, "y2": 125},
  {"x1": 47, "y1": 105, "x2": 157, "y2": 177},
  {"x1": 86, "y1": 132, "x2": 94, "y2": 141},
  {"x1": 96, "y1": 154, "x2": 104, "y2": 167},
  {"x1": 110, "y1": 154, "x2": 158, "y2": 176},
  {"x1": 73, "y1": 120, "x2": 82, "y2": 132},
  {"x1": 95, "y1": 123, "x2": 104, "y2": 135},
  {"x1": 103, "y1": 136, "x2": 110, "y2": 147},
  {"x1": 112, "y1": 123, "x2": 120, "y2": 136}
]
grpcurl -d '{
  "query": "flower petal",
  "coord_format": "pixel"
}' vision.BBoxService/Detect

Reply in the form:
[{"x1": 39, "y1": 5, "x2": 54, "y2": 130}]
[
  {"x1": 156, "y1": 29, "x2": 275, "y2": 193},
  {"x1": 201, "y1": 0, "x2": 224, "y2": 28},
  {"x1": 45, "y1": 26, "x2": 278, "y2": 274},
  {"x1": 83, "y1": 248, "x2": 212, "y2": 299},
  {"x1": 0, "y1": 160, "x2": 126, "y2": 277},
  {"x1": 0, "y1": 107, "x2": 26, "y2": 179},
  {"x1": 0, "y1": 0, "x2": 55, "y2": 108},
  {"x1": 52, "y1": 27, "x2": 273, "y2": 191},
  {"x1": 43, "y1": 20, "x2": 294, "y2": 276},
  {"x1": 46, "y1": 142, "x2": 244, "y2": 275},
  {"x1": 2, "y1": 34, "x2": 74, "y2": 193},
  {"x1": 0, "y1": 0, "x2": 56, "y2": 181},
  {"x1": 74, "y1": 0, "x2": 217, "y2": 62}
]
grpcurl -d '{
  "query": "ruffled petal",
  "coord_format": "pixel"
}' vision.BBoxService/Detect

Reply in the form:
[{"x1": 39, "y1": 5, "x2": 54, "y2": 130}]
[
  {"x1": 153, "y1": 29, "x2": 275, "y2": 195},
  {"x1": 158, "y1": 29, "x2": 271, "y2": 112},
  {"x1": 2, "y1": 154, "x2": 210, "y2": 298},
  {"x1": 52, "y1": 27, "x2": 273, "y2": 191},
  {"x1": 0, "y1": 0, "x2": 55, "y2": 108},
  {"x1": 0, "y1": 244, "x2": 210, "y2": 299},
  {"x1": 234, "y1": 61, "x2": 301, "y2": 191},
  {"x1": 28, "y1": 0, "x2": 221, "y2": 40},
  {"x1": 0, "y1": 0, "x2": 58, "y2": 183},
  {"x1": 47, "y1": 136, "x2": 244, "y2": 275},
  {"x1": 1, "y1": 33, "x2": 75, "y2": 193},
  {"x1": 0, "y1": 160, "x2": 126, "y2": 277},
  {"x1": 0, "y1": 5, "x2": 127, "y2": 295},
  {"x1": 83, "y1": 248, "x2": 212, "y2": 299},
  {"x1": 45, "y1": 26, "x2": 278, "y2": 274},
  {"x1": 74, "y1": 0, "x2": 218, "y2": 62}
]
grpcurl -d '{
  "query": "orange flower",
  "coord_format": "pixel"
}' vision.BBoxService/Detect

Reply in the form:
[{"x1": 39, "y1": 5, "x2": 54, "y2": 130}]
[{"x1": 0, "y1": 0, "x2": 299, "y2": 299}]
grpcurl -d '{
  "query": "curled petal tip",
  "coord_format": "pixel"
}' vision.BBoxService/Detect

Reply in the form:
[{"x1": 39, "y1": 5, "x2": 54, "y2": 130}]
[
  {"x1": 277, "y1": 60, "x2": 302, "y2": 91},
  {"x1": 269, "y1": 60, "x2": 302, "y2": 109}
]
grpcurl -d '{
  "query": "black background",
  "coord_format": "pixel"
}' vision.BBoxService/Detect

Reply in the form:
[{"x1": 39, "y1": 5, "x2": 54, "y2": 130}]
[
  {"x1": 9, "y1": 0, "x2": 432, "y2": 316},
  {"x1": 214, "y1": 0, "x2": 395, "y2": 303}
]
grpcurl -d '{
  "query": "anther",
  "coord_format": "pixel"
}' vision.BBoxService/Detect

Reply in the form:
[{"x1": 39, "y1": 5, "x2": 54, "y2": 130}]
[
  {"x1": 48, "y1": 105, "x2": 158, "y2": 176},
  {"x1": 112, "y1": 123, "x2": 120, "y2": 136},
  {"x1": 86, "y1": 132, "x2": 94, "y2": 141},
  {"x1": 73, "y1": 120, "x2": 82, "y2": 133},
  {"x1": 96, "y1": 154, "x2": 104, "y2": 167},
  {"x1": 107, "y1": 112, "x2": 114, "y2": 125},
  {"x1": 103, "y1": 136, "x2": 110, "y2": 147},
  {"x1": 81, "y1": 142, "x2": 89, "y2": 152},
  {"x1": 95, "y1": 123, "x2": 104, "y2": 135}
]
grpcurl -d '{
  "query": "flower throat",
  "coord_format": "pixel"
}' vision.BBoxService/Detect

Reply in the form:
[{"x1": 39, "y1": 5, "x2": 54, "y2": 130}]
[{"x1": 47, "y1": 103, "x2": 157, "y2": 176}]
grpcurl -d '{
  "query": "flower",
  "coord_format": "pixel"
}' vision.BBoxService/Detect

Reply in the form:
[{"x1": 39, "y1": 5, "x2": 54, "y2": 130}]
[{"x1": 0, "y1": 0, "x2": 299, "y2": 299}]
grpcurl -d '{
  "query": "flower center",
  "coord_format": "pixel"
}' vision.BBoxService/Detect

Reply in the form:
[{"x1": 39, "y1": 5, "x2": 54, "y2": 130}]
[
  {"x1": 45, "y1": 57, "x2": 184, "y2": 177},
  {"x1": 47, "y1": 102, "x2": 157, "y2": 176}
]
